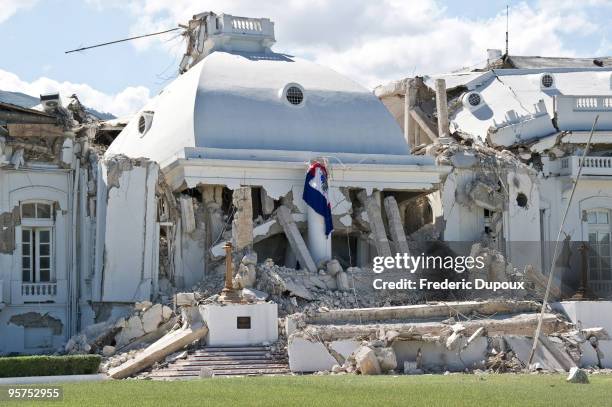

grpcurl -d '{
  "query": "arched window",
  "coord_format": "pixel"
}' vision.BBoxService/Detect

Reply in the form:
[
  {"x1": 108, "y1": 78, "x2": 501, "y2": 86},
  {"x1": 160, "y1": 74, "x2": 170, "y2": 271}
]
[
  {"x1": 20, "y1": 201, "x2": 55, "y2": 283},
  {"x1": 587, "y1": 209, "x2": 611, "y2": 282}
]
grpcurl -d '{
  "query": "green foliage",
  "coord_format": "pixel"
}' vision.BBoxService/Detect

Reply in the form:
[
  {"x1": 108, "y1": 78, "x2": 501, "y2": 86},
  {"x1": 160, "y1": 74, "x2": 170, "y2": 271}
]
[{"x1": 0, "y1": 355, "x2": 101, "y2": 378}]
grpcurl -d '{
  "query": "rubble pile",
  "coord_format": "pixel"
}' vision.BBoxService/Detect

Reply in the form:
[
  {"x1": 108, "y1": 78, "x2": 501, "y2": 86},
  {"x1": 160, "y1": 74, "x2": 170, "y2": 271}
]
[
  {"x1": 255, "y1": 259, "x2": 424, "y2": 316},
  {"x1": 64, "y1": 301, "x2": 174, "y2": 356}
]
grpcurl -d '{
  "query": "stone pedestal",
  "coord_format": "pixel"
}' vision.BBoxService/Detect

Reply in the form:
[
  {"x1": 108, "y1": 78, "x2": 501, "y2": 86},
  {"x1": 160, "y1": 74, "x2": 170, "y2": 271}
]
[{"x1": 199, "y1": 302, "x2": 278, "y2": 346}]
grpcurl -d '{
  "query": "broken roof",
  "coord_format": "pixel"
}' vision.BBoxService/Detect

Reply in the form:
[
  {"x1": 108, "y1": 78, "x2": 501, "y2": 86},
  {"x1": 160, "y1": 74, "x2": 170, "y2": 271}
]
[{"x1": 505, "y1": 55, "x2": 612, "y2": 69}]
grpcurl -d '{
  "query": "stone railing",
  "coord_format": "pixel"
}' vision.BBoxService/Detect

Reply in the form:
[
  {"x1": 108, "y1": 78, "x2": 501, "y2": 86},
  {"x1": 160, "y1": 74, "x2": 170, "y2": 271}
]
[
  {"x1": 559, "y1": 155, "x2": 612, "y2": 177},
  {"x1": 10, "y1": 280, "x2": 67, "y2": 304},
  {"x1": 231, "y1": 17, "x2": 263, "y2": 33},
  {"x1": 555, "y1": 95, "x2": 612, "y2": 131}
]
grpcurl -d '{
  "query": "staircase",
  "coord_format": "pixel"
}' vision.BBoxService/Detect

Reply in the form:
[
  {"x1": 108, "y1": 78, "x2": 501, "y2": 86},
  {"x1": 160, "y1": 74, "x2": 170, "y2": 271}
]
[{"x1": 148, "y1": 345, "x2": 290, "y2": 380}]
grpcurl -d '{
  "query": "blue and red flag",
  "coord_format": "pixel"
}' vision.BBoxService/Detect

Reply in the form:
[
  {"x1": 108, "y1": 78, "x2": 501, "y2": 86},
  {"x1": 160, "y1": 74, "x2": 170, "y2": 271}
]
[{"x1": 302, "y1": 162, "x2": 333, "y2": 237}]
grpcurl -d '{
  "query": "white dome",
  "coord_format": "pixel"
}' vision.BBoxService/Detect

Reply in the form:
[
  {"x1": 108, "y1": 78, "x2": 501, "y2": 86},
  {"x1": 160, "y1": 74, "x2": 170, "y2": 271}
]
[{"x1": 107, "y1": 51, "x2": 411, "y2": 166}]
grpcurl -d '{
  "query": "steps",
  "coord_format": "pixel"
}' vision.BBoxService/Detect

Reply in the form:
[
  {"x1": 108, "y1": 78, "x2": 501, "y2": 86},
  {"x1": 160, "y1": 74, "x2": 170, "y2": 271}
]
[{"x1": 147, "y1": 345, "x2": 290, "y2": 380}]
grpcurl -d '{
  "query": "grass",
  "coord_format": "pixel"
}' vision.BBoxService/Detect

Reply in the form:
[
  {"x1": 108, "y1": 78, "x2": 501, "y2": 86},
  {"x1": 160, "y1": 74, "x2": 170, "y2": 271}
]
[{"x1": 13, "y1": 374, "x2": 612, "y2": 407}]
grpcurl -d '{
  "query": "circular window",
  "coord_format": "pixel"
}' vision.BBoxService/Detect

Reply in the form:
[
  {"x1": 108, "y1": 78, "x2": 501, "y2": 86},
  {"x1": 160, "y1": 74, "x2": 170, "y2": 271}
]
[
  {"x1": 468, "y1": 92, "x2": 481, "y2": 106},
  {"x1": 286, "y1": 86, "x2": 304, "y2": 105},
  {"x1": 516, "y1": 192, "x2": 528, "y2": 208},
  {"x1": 541, "y1": 74, "x2": 554, "y2": 88}
]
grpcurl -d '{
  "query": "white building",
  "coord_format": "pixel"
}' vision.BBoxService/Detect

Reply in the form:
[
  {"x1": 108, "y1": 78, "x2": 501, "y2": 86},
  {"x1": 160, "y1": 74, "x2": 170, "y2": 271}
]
[
  {"x1": 377, "y1": 53, "x2": 612, "y2": 297},
  {"x1": 0, "y1": 13, "x2": 449, "y2": 354}
]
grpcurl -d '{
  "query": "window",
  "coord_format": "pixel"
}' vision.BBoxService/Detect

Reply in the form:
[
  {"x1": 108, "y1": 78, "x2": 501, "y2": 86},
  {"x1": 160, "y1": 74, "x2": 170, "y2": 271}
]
[
  {"x1": 20, "y1": 202, "x2": 54, "y2": 283},
  {"x1": 587, "y1": 209, "x2": 611, "y2": 281},
  {"x1": 21, "y1": 202, "x2": 52, "y2": 219}
]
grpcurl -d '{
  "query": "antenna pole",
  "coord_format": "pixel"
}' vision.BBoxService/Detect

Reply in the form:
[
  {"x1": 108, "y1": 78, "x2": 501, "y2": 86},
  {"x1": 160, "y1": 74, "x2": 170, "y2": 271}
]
[
  {"x1": 65, "y1": 27, "x2": 182, "y2": 54},
  {"x1": 505, "y1": 5, "x2": 509, "y2": 55}
]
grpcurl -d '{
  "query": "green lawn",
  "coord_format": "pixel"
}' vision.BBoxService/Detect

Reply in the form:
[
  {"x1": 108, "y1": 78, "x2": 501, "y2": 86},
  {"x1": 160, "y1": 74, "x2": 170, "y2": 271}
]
[{"x1": 13, "y1": 374, "x2": 612, "y2": 407}]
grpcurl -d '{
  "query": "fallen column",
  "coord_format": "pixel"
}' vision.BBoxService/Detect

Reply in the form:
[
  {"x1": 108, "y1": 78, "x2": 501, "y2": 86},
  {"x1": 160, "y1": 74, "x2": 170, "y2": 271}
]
[
  {"x1": 276, "y1": 205, "x2": 317, "y2": 273},
  {"x1": 383, "y1": 196, "x2": 410, "y2": 255},
  {"x1": 299, "y1": 312, "x2": 569, "y2": 342},
  {"x1": 232, "y1": 187, "x2": 253, "y2": 251},
  {"x1": 108, "y1": 311, "x2": 208, "y2": 379},
  {"x1": 358, "y1": 191, "x2": 392, "y2": 257},
  {"x1": 296, "y1": 300, "x2": 542, "y2": 325}
]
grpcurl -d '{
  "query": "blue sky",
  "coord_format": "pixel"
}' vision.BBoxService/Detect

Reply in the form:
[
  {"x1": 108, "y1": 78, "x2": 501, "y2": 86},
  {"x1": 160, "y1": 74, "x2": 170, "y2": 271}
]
[{"x1": 0, "y1": 0, "x2": 610, "y2": 116}]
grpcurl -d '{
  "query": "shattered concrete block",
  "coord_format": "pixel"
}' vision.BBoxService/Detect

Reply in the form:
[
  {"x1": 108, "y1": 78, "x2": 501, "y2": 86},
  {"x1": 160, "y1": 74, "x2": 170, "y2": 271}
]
[
  {"x1": 141, "y1": 304, "x2": 166, "y2": 333},
  {"x1": 383, "y1": 196, "x2": 410, "y2": 255},
  {"x1": 242, "y1": 288, "x2": 269, "y2": 302},
  {"x1": 175, "y1": 292, "x2": 197, "y2": 307},
  {"x1": 115, "y1": 315, "x2": 146, "y2": 347},
  {"x1": 355, "y1": 346, "x2": 381, "y2": 375},
  {"x1": 232, "y1": 187, "x2": 253, "y2": 251},
  {"x1": 283, "y1": 280, "x2": 313, "y2": 301},
  {"x1": 566, "y1": 367, "x2": 589, "y2": 384},
  {"x1": 336, "y1": 271, "x2": 350, "y2": 292},
  {"x1": 102, "y1": 345, "x2": 116, "y2": 357},
  {"x1": 326, "y1": 259, "x2": 342, "y2": 276},
  {"x1": 375, "y1": 347, "x2": 397, "y2": 372}
]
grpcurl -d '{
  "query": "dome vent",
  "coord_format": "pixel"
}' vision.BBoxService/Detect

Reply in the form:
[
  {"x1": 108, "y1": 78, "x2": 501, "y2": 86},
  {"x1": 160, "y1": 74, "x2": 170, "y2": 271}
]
[
  {"x1": 279, "y1": 83, "x2": 305, "y2": 107},
  {"x1": 138, "y1": 111, "x2": 154, "y2": 136},
  {"x1": 540, "y1": 73, "x2": 555, "y2": 90},
  {"x1": 462, "y1": 92, "x2": 484, "y2": 111}
]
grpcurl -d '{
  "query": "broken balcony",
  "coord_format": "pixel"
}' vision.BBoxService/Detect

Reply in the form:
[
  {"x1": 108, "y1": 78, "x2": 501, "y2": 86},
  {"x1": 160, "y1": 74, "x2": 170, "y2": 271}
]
[
  {"x1": 559, "y1": 155, "x2": 612, "y2": 177},
  {"x1": 555, "y1": 95, "x2": 612, "y2": 131},
  {"x1": 10, "y1": 280, "x2": 67, "y2": 304}
]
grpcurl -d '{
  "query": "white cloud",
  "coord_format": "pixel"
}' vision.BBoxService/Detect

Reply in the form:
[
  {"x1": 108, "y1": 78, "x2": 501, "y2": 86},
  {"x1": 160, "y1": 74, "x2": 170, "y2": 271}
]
[
  {"x1": 0, "y1": 69, "x2": 150, "y2": 117},
  {"x1": 0, "y1": 0, "x2": 38, "y2": 24},
  {"x1": 85, "y1": 0, "x2": 607, "y2": 88}
]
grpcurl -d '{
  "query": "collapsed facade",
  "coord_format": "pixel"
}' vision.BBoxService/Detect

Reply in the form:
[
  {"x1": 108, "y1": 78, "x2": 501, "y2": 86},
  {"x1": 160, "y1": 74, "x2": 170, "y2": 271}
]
[
  {"x1": 376, "y1": 52, "x2": 612, "y2": 298},
  {"x1": 1, "y1": 12, "x2": 611, "y2": 380},
  {"x1": 0, "y1": 12, "x2": 448, "y2": 355}
]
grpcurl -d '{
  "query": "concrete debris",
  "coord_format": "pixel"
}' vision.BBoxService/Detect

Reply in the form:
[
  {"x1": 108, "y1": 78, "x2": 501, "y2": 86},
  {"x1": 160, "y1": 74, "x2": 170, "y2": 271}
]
[
  {"x1": 354, "y1": 346, "x2": 381, "y2": 375},
  {"x1": 276, "y1": 205, "x2": 317, "y2": 273},
  {"x1": 336, "y1": 271, "x2": 351, "y2": 292},
  {"x1": 326, "y1": 259, "x2": 342, "y2": 276},
  {"x1": 376, "y1": 347, "x2": 398, "y2": 372},
  {"x1": 102, "y1": 345, "x2": 116, "y2": 357},
  {"x1": 567, "y1": 367, "x2": 589, "y2": 384},
  {"x1": 383, "y1": 195, "x2": 411, "y2": 255},
  {"x1": 231, "y1": 187, "x2": 253, "y2": 251},
  {"x1": 175, "y1": 292, "x2": 198, "y2": 307},
  {"x1": 108, "y1": 307, "x2": 208, "y2": 379}
]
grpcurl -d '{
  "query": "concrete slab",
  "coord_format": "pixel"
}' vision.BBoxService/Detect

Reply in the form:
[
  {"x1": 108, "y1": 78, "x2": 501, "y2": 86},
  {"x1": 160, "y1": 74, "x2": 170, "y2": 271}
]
[
  {"x1": 552, "y1": 301, "x2": 612, "y2": 334},
  {"x1": 288, "y1": 337, "x2": 337, "y2": 372},
  {"x1": 392, "y1": 338, "x2": 487, "y2": 372}
]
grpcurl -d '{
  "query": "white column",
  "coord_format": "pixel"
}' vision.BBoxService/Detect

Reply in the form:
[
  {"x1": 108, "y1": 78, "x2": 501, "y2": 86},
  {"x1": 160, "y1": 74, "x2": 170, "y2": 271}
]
[{"x1": 307, "y1": 206, "x2": 331, "y2": 266}]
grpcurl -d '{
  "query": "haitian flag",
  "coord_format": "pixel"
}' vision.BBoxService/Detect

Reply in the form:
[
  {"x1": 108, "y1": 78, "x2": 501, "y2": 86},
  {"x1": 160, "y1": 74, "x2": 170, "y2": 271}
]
[{"x1": 302, "y1": 162, "x2": 334, "y2": 237}]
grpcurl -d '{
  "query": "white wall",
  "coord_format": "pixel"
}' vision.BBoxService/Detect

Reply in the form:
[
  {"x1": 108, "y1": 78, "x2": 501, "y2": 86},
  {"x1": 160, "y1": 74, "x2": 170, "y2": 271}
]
[
  {"x1": 93, "y1": 160, "x2": 158, "y2": 302},
  {"x1": 200, "y1": 303, "x2": 278, "y2": 346}
]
